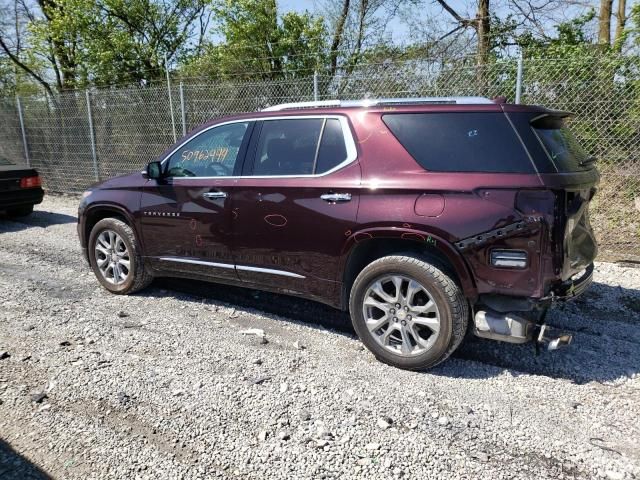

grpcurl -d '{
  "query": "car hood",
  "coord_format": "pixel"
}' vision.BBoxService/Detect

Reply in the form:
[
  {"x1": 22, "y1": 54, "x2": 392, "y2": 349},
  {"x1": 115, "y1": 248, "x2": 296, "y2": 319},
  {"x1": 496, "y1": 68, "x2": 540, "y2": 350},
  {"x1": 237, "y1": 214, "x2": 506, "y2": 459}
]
[{"x1": 90, "y1": 172, "x2": 147, "y2": 191}]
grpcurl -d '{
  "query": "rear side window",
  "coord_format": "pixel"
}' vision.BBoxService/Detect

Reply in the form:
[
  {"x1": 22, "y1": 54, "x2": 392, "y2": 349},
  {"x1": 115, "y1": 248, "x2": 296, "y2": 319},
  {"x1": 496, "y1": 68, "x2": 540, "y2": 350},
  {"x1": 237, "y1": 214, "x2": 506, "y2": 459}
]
[
  {"x1": 252, "y1": 117, "x2": 350, "y2": 176},
  {"x1": 253, "y1": 119, "x2": 323, "y2": 175},
  {"x1": 316, "y1": 119, "x2": 348, "y2": 174},
  {"x1": 382, "y1": 113, "x2": 535, "y2": 173}
]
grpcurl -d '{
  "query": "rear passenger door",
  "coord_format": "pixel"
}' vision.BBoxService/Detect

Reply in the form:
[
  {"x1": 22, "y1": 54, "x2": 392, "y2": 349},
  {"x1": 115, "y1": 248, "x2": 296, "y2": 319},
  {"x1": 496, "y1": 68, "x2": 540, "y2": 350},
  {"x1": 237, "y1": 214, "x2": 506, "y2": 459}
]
[{"x1": 231, "y1": 115, "x2": 360, "y2": 302}]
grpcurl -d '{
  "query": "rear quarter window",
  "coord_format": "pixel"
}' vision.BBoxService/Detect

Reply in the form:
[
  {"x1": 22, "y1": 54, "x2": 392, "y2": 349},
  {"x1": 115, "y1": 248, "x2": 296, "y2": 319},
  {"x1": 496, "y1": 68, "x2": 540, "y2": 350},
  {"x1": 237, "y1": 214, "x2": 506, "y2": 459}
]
[
  {"x1": 531, "y1": 115, "x2": 592, "y2": 172},
  {"x1": 382, "y1": 112, "x2": 535, "y2": 173}
]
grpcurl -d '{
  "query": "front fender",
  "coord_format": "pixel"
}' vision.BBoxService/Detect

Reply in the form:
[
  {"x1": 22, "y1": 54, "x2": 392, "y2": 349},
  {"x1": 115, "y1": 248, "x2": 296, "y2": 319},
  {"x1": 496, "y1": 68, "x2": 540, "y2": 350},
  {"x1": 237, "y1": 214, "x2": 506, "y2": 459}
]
[{"x1": 80, "y1": 201, "x2": 140, "y2": 250}]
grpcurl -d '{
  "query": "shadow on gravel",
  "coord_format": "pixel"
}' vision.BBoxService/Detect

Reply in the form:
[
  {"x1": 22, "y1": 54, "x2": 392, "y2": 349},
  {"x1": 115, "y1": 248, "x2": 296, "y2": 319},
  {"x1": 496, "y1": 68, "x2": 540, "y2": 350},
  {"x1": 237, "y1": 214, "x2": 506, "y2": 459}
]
[
  {"x1": 441, "y1": 280, "x2": 640, "y2": 384},
  {"x1": 0, "y1": 438, "x2": 52, "y2": 479},
  {"x1": 0, "y1": 210, "x2": 77, "y2": 233},
  {"x1": 151, "y1": 277, "x2": 353, "y2": 332},
  {"x1": 151, "y1": 277, "x2": 640, "y2": 385}
]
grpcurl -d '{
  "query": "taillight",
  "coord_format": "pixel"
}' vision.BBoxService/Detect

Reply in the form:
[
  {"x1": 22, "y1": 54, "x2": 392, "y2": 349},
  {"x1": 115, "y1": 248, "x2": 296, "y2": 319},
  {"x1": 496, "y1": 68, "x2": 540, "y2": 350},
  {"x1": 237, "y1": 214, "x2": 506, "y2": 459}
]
[{"x1": 20, "y1": 175, "x2": 41, "y2": 189}]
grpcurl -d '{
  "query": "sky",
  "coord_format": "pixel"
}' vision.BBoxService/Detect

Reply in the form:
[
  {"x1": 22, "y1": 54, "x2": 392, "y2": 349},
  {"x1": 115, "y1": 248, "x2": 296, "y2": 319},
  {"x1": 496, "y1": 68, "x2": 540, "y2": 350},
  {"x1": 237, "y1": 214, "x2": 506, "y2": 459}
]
[{"x1": 278, "y1": 0, "x2": 599, "y2": 44}]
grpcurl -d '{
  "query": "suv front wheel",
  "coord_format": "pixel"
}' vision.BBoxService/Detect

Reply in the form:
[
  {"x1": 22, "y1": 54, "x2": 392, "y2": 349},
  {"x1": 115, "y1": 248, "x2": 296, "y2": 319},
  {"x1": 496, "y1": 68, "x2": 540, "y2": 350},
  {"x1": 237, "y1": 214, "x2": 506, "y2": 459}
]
[
  {"x1": 349, "y1": 255, "x2": 468, "y2": 370},
  {"x1": 88, "y1": 217, "x2": 153, "y2": 294}
]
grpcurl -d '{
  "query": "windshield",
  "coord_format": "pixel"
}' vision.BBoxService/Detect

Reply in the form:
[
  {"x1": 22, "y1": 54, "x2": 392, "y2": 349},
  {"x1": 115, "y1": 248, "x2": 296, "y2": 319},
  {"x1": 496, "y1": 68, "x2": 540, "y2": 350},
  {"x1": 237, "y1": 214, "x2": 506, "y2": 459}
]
[
  {"x1": 532, "y1": 116, "x2": 592, "y2": 172},
  {"x1": 0, "y1": 156, "x2": 13, "y2": 166}
]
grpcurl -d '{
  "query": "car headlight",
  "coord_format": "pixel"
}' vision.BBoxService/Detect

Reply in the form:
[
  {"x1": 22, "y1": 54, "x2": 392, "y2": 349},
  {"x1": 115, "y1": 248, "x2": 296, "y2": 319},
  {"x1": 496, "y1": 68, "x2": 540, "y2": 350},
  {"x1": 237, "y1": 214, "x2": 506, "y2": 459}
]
[{"x1": 79, "y1": 190, "x2": 93, "y2": 212}]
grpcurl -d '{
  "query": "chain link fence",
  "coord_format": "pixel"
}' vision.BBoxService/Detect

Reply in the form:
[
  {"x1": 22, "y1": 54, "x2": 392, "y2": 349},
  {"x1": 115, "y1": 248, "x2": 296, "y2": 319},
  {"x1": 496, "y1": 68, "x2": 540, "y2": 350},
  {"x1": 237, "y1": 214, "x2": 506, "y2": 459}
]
[{"x1": 0, "y1": 55, "x2": 638, "y2": 260}]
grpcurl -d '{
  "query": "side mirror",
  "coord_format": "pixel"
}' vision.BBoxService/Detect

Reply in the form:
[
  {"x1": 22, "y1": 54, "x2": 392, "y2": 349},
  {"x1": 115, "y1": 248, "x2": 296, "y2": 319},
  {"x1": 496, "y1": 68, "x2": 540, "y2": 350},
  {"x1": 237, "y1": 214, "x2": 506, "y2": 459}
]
[{"x1": 146, "y1": 161, "x2": 162, "y2": 180}]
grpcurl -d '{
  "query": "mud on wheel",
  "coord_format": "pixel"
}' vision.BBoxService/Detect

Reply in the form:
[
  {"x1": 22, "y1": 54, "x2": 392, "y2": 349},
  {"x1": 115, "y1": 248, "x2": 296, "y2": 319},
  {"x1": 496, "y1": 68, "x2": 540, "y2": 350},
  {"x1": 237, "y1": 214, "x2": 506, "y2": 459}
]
[{"x1": 349, "y1": 254, "x2": 468, "y2": 370}]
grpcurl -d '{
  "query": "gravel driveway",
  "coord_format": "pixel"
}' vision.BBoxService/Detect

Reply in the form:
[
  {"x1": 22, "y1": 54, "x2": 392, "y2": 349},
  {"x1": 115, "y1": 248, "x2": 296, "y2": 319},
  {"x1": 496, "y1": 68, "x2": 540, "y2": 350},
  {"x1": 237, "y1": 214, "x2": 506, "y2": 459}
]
[{"x1": 1, "y1": 195, "x2": 639, "y2": 480}]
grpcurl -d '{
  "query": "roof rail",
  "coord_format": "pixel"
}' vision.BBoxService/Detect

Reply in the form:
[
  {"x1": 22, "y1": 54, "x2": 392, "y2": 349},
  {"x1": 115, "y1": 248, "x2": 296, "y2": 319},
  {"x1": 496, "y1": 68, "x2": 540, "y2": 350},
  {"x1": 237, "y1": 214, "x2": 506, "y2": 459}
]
[{"x1": 261, "y1": 97, "x2": 494, "y2": 111}]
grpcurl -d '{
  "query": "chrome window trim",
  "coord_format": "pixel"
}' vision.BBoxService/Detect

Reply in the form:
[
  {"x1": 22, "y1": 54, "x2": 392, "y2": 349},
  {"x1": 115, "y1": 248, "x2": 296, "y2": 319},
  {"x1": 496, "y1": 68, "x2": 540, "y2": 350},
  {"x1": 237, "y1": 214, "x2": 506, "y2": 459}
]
[
  {"x1": 160, "y1": 114, "x2": 358, "y2": 180},
  {"x1": 158, "y1": 257, "x2": 306, "y2": 279}
]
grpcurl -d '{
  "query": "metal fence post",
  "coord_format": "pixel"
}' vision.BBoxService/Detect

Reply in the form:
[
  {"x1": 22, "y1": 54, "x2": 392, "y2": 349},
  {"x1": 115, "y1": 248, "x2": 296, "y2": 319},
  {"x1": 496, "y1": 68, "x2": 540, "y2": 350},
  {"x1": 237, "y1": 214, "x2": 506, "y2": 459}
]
[
  {"x1": 85, "y1": 90, "x2": 100, "y2": 182},
  {"x1": 515, "y1": 53, "x2": 524, "y2": 104},
  {"x1": 313, "y1": 70, "x2": 319, "y2": 101},
  {"x1": 179, "y1": 82, "x2": 187, "y2": 137},
  {"x1": 16, "y1": 96, "x2": 30, "y2": 167},
  {"x1": 165, "y1": 53, "x2": 177, "y2": 142}
]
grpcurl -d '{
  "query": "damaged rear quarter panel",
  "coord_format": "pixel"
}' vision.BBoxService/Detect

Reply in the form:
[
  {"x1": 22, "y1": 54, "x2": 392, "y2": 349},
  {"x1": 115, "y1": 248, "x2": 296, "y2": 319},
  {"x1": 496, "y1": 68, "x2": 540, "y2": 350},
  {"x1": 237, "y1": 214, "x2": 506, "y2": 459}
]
[{"x1": 350, "y1": 110, "x2": 552, "y2": 299}]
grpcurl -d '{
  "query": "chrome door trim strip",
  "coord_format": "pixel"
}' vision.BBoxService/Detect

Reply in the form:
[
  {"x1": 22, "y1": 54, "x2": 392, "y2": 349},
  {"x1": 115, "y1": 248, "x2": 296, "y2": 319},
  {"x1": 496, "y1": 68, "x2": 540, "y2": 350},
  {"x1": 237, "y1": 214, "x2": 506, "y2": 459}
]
[
  {"x1": 157, "y1": 257, "x2": 305, "y2": 279},
  {"x1": 158, "y1": 257, "x2": 235, "y2": 269},
  {"x1": 236, "y1": 265, "x2": 305, "y2": 279}
]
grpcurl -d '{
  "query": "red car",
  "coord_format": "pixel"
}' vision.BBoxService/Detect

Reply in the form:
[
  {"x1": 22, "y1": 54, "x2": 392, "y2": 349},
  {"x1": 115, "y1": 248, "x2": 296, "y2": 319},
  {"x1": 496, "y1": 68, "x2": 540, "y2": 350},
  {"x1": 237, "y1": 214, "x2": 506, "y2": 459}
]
[{"x1": 78, "y1": 97, "x2": 598, "y2": 370}]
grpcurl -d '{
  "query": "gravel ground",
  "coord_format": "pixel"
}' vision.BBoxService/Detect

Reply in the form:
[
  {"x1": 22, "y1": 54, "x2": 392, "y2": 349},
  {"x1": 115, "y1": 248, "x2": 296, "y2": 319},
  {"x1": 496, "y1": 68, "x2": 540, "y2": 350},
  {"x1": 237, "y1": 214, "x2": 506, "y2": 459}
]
[{"x1": 1, "y1": 194, "x2": 639, "y2": 480}]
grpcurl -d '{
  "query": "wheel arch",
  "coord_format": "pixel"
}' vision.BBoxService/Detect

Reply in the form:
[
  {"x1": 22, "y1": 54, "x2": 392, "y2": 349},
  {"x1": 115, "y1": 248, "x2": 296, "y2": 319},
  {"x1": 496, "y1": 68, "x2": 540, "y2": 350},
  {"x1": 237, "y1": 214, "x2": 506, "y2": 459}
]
[
  {"x1": 340, "y1": 228, "x2": 477, "y2": 310},
  {"x1": 82, "y1": 204, "x2": 138, "y2": 259}
]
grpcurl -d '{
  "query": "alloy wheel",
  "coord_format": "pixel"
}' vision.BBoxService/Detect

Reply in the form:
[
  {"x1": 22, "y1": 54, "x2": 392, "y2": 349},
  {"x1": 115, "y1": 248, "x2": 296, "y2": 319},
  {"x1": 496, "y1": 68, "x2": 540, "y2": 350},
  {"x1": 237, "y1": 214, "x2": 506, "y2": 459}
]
[
  {"x1": 362, "y1": 275, "x2": 441, "y2": 356},
  {"x1": 94, "y1": 229, "x2": 131, "y2": 285}
]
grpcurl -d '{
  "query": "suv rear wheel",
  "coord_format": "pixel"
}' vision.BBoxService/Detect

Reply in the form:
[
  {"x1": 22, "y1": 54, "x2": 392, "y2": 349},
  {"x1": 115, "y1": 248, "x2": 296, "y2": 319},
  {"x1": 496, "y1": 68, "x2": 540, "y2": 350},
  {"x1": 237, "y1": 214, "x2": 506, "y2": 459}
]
[
  {"x1": 349, "y1": 254, "x2": 468, "y2": 370},
  {"x1": 88, "y1": 217, "x2": 152, "y2": 294}
]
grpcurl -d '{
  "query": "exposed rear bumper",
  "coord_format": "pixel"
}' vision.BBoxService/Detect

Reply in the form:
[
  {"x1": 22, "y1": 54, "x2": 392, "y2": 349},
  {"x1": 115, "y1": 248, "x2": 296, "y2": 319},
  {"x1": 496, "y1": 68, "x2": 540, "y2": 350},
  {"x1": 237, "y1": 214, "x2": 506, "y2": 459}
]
[
  {"x1": 548, "y1": 263, "x2": 594, "y2": 301},
  {"x1": 474, "y1": 263, "x2": 594, "y2": 348}
]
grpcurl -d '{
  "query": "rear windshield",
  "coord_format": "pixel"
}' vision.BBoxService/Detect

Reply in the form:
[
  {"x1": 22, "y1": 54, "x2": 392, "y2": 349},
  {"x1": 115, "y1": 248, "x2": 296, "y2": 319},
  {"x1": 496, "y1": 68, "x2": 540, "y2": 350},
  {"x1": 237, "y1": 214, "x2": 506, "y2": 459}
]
[
  {"x1": 382, "y1": 112, "x2": 535, "y2": 173},
  {"x1": 531, "y1": 115, "x2": 592, "y2": 172}
]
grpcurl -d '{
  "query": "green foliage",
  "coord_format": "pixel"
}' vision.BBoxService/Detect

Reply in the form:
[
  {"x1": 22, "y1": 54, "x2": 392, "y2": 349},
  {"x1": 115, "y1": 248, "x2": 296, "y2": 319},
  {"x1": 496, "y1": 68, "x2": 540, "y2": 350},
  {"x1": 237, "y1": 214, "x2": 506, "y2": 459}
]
[
  {"x1": 631, "y1": 3, "x2": 640, "y2": 48},
  {"x1": 20, "y1": 0, "x2": 206, "y2": 89},
  {"x1": 517, "y1": 10, "x2": 598, "y2": 59},
  {"x1": 0, "y1": 58, "x2": 15, "y2": 96},
  {"x1": 181, "y1": 0, "x2": 326, "y2": 80}
]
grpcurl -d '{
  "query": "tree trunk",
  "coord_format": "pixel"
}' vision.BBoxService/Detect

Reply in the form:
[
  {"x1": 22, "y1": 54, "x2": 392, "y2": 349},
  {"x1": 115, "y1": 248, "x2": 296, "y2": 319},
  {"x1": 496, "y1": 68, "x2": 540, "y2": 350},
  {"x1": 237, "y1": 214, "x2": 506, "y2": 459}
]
[
  {"x1": 614, "y1": 0, "x2": 626, "y2": 49},
  {"x1": 330, "y1": 0, "x2": 350, "y2": 78},
  {"x1": 598, "y1": 0, "x2": 613, "y2": 45},
  {"x1": 476, "y1": 0, "x2": 490, "y2": 65}
]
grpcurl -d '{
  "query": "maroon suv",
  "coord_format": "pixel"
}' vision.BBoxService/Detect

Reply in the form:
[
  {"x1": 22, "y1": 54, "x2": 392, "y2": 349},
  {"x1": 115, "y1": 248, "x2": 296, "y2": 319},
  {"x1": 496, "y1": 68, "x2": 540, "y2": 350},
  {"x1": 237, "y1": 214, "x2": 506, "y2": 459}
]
[{"x1": 78, "y1": 97, "x2": 598, "y2": 370}]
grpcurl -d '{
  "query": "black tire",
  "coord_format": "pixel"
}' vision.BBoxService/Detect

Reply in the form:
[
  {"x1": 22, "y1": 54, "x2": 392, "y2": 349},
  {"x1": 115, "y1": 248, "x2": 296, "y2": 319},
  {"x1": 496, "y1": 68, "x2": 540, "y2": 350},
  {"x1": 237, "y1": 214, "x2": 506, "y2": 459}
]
[
  {"x1": 88, "y1": 217, "x2": 153, "y2": 294},
  {"x1": 349, "y1": 254, "x2": 469, "y2": 370},
  {"x1": 6, "y1": 205, "x2": 34, "y2": 217}
]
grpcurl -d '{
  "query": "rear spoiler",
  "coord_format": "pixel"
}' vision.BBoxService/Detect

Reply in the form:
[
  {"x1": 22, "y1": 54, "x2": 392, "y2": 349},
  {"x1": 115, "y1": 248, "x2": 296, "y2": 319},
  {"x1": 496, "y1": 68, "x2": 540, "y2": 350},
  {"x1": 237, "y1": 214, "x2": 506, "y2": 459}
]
[{"x1": 530, "y1": 111, "x2": 573, "y2": 128}]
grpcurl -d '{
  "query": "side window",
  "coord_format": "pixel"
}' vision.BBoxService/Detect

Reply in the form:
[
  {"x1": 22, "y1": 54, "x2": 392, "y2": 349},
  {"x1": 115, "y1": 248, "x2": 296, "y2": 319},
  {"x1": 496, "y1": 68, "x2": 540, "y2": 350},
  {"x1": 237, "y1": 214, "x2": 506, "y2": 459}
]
[
  {"x1": 166, "y1": 122, "x2": 249, "y2": 177},
  {"x1": 253, "y1": 119, "x2": 323, "y2": 176},
  {"x1": 382, "y1": 113, "x2": 534, "y2": 173},
  {"x1": 316, "y1": 118, "x2": 348, "y2": 174}
]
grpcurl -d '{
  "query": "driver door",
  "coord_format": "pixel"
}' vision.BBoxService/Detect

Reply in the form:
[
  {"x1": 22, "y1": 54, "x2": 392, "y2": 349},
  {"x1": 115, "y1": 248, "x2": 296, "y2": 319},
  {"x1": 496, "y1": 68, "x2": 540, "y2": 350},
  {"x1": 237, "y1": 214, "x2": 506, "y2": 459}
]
[{"x1": 140, "y1": 121, "x2": 253, "y2": 281}]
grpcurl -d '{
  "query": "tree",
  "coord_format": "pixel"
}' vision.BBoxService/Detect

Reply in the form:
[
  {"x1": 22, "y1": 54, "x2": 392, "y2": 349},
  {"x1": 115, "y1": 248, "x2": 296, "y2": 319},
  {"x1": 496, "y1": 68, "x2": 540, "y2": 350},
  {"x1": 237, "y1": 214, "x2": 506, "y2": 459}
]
[
  {"x1": 181, "y1": 0, "x2": 326, "y2": 80},
  {"x1": 614, "y1": 0, "x2": 627, "y2": 50},
  {"x1": 599, "y1": 0, "x2": 613, "y2": 44},
  {"x1": 0, "y1": 0, "x2": 209, "y2": 92},
  {"x1": 329, "y1": 0, "x2": 350, "y2": 78},
  {"x1": 434, "y1": 0, "x2": 491, "y2": 65}
]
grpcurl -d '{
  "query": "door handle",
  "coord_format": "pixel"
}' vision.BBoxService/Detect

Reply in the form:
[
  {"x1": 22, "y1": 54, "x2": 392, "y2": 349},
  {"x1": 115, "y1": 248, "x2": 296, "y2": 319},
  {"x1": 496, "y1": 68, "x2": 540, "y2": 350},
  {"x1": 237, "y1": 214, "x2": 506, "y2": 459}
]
[
  {"x1": 202, "y1": 191, "x2": 228, "y2": 199},
  {"x1": 320, "y1": 193, "x2": 352, "y2": 203}
]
